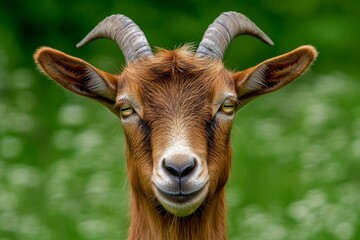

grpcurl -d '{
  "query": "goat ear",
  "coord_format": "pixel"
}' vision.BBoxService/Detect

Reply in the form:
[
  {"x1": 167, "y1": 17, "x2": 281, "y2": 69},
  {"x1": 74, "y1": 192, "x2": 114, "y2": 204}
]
[
  {"x1": 34, "y1": 47, "x2": 118, "y2": 110},
  {"x1": 233, "y1": 45, "x2": 317, "y2": 109}
]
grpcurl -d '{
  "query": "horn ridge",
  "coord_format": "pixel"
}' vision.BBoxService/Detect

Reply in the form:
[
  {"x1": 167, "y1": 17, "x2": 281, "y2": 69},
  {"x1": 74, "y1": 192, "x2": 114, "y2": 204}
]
[
  {"x1": 76, "y1": 14, "x2": 153, "y2": 62},
  {"x1": 196, "y1": 11, "x2": 274, "y2": 59}
]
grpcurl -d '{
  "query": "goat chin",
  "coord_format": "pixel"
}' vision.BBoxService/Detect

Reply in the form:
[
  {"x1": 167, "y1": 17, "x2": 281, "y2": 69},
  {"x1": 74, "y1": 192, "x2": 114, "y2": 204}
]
[{"x1": 153, "y1": 183, "x2": 209, "y2": 217}]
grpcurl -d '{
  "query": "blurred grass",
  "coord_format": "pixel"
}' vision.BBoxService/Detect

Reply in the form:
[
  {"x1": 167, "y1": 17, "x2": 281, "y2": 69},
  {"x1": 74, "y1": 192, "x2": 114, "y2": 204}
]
[{"x1": 0, "y1": 0, "x2": 359, "y2": 239}]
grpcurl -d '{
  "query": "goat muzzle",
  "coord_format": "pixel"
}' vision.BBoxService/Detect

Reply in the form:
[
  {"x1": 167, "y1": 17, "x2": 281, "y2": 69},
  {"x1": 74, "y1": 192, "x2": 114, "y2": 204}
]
[{"x1": 152, "y1": 154, "x2": 209, "y2": 217}]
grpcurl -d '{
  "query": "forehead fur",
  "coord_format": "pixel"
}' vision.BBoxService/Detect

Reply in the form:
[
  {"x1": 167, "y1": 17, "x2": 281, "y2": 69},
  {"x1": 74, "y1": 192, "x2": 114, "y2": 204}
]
[
  {"x1": 118, "y1": 45, "x2": 236, "y2": 124},
  {"x1": 120, "y1": 45, "x2": 234, "y2": 112},
  {"x1": 122, "y1": 44, "x2": 230, "y2": 85}
]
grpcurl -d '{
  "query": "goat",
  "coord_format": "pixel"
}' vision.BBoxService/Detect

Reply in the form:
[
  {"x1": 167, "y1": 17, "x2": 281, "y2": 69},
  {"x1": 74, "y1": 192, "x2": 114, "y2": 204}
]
[{"x1": 34, "y1": 11, "x2": 317, "y2": 240}]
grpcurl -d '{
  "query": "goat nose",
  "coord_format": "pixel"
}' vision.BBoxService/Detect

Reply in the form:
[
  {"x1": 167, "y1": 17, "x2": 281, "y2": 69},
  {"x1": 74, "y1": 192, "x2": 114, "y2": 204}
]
[{"x1": 162, "y1": 155, "x2": 196, "y2": 178}]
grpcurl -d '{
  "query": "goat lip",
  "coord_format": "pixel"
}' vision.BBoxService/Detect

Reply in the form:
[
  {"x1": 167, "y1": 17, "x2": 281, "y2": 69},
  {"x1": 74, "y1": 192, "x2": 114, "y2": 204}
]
[
  {"x1": 163, "y1": 194, "x2": 193, "y2": 204},
  {"x1": 153, "y1": 182, "x2": 208, "y2": 204},
  {"x1": 152, "y1": 181, "x2": 209, "y2": 216}
]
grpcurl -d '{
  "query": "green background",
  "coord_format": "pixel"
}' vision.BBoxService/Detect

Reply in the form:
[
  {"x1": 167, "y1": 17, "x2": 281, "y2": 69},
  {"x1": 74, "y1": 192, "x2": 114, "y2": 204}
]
[{"x1": 0, "y1": 0, "x2": 359, "y2": 239}]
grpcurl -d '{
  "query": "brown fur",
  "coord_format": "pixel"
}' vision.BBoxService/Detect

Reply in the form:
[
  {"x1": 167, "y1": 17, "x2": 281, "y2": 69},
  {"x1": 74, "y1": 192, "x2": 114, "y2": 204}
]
[
  {"x1": 34, "y1": 41, "x2": 317, "y2": 239},
  {"x1": 120, "y1": 46, "x2": 233, "y2": 239}
]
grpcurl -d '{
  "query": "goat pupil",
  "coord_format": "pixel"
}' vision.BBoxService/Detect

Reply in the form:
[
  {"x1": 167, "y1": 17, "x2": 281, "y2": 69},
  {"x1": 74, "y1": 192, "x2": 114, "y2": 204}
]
[
  {"x1": 221, "y1": 100, "x2": 235, "y2": 114},
  {"x1": 120, "y1": 105, "x2": 133, "y2": 116}
]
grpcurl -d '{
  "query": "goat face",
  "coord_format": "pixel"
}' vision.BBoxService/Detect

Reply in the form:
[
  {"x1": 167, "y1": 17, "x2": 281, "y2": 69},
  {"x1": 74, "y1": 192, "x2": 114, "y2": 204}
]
[
  {"x1": 118, "y1": 47, "x2": 235, "y2": 216},
  {"x1": 34, "y1": 12, "x2": 317, "y2": 218}
]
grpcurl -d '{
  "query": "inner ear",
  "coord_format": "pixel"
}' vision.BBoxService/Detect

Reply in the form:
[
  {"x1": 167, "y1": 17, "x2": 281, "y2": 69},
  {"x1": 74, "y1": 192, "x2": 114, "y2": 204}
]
[
  {"x1": 234, "y1": 45, "x2": 318, "y2": 107},
  {"x1": 34, "y1": 47, "x2": 118, "y2": 107}
]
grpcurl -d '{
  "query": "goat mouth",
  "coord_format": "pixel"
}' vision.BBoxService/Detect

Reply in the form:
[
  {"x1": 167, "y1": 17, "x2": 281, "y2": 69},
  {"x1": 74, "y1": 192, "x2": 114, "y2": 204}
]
[
  {"x1": 156, "y1": 185, "x2": 205, "y2": 204},
  {"x1": 152, "y1": 181, "x2": 208, "y2": 217}
]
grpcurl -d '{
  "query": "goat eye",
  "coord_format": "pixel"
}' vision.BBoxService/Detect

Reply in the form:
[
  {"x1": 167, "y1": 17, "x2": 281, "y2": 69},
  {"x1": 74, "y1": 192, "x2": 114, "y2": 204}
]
[
  {"x1": 120, "y1": 102, "x2": 134, "y2": 118},
  {"x1": 220, "y1": 99, "x2": 235, "y2": 115}
]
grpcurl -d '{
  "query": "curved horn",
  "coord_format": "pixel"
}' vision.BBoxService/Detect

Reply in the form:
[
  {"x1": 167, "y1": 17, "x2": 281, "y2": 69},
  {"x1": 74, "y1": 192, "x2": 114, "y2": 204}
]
[
  {"x1": 76, "y1": 14, "x2": 152, "y2": 62},
  {"x1": 196, "y1": 11, "x2": 274, "y2": 59}
]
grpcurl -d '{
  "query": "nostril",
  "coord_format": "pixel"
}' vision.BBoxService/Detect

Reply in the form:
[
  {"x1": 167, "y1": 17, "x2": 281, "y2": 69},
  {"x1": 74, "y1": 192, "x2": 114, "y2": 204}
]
[
  {"x1": 182, "y1": 159, "x2": 196, "y2": 176},
  {"x1": 163, "y1": 156, "x2": 196, "y2": 178},
  {"x1": 162, "y1": 160, "x2": 179, "y2": 177}
]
